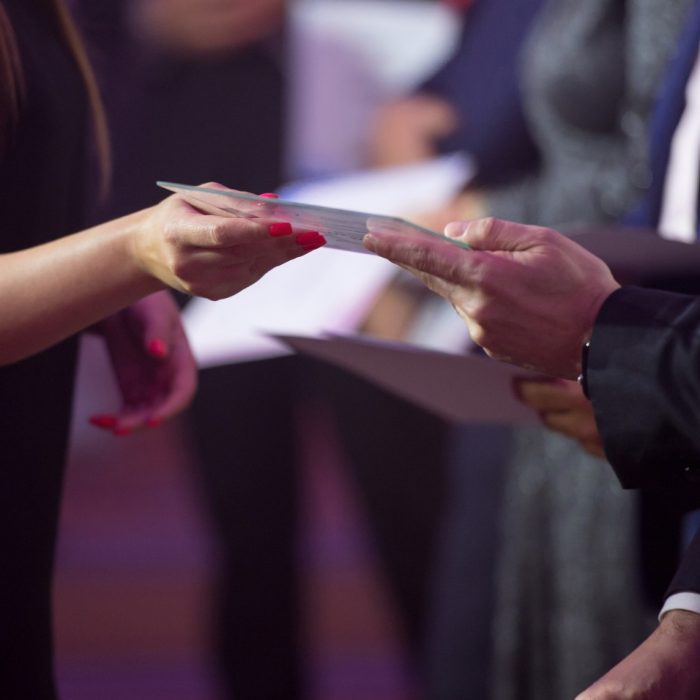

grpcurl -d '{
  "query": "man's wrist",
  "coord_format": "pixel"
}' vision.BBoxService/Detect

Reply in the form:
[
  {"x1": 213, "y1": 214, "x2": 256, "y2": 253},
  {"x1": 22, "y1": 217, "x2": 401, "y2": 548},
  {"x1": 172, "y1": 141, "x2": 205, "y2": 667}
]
[
  {"x1": 660, "y1": 592, "x2": 700, "y2": 620},
  {"x1": 577, "y1": 339, "x2": 591, "y2": 398}
]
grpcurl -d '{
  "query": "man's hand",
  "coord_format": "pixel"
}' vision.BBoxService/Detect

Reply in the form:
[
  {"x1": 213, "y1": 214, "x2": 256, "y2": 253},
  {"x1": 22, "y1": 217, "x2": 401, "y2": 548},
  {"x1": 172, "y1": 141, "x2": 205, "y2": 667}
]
[
  {"x1": 576, "y1": 610, "x2": 700, "y2": 699},
  {"x1": 516, "y1": 378, "x2": 605, "y2": 458},
  {"x1": 364, "y1": 217, "x2": 620, "y2": 379}
]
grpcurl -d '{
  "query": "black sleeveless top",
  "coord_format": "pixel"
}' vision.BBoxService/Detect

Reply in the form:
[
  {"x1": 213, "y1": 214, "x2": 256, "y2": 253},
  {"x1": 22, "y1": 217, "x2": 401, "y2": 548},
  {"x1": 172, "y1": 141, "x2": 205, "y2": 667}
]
[{"x1": 0, "y1": 2, "x2": 89, "y2": 697}]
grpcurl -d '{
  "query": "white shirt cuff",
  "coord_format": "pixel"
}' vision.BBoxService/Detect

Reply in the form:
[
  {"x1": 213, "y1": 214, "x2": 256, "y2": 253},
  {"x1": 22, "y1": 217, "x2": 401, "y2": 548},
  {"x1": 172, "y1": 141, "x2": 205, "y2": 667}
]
[{"x1": 659, "y1": 592, "x2": 700, "y2": 621}]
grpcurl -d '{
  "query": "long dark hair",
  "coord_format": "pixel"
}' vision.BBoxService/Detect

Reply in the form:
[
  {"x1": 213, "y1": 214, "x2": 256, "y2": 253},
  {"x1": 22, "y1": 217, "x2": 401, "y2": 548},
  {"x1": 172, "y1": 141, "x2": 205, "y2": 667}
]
[{"x1": 0, "y1": 0, "x2": 110, "y2": 191}]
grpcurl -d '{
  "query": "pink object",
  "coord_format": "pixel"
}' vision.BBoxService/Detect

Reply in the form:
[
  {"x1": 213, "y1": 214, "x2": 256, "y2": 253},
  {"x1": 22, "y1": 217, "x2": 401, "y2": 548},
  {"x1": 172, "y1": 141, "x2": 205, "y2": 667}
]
[
  {"x1": 147, "y1": 338, "x2": 168, "y2": 359},
  {"x1": 89, "y1": 414, "x2": 117, "y2": 429},
  {"x1": 268, "y1": 222, "x2": 293, "y2": 237}
]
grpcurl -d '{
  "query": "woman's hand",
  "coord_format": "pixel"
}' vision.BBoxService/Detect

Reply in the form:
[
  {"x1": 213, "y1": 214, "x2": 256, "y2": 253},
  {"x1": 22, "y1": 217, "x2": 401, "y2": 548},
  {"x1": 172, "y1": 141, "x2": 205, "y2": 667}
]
[
  {"x1": 89, "y1": 291, "x2": 197, "y2": 435},
  {"x1": 130, "y1": 191, "x2": 324, "y2": 300},
  {"x1": 0, "y1": 187, "x2": 324, "y2": 366},
  {"x1": 515, "y1": 378, "x2": 605, "y2": 459}
]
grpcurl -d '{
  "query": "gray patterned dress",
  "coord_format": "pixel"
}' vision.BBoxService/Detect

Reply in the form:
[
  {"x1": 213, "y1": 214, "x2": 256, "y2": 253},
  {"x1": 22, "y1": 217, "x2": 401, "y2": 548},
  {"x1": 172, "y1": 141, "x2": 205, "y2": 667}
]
[{"x1": 481, "y1": 1, "x2": 692, "y2": 698}]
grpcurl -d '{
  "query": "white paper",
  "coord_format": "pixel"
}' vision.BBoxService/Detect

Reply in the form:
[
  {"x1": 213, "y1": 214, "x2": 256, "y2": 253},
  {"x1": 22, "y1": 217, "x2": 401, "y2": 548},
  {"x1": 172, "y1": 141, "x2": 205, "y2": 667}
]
[
  {"x1": 275, "y1": 333, "x2": 541, "y2": 425},
  {"x1": 182, "y1": 248, "x2": 397, "y2": 365},
  {"x1": 280, "y1": 152, "x2": 474, "y2": 216}
]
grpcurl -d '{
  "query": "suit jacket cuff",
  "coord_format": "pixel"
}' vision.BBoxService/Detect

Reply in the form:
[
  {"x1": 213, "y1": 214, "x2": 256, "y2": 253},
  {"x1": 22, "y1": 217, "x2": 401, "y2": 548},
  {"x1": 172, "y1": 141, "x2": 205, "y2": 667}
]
[{"x1": 588, "y1": 286, "x2": 700, "y2": 492}]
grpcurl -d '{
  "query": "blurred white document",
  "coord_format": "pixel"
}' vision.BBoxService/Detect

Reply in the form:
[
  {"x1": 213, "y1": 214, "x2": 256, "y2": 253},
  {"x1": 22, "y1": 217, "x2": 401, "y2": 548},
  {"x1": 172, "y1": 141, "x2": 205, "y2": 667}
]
[
  {"x1": 182, "y1": 249, "x2": 395, "y2": 365},
  {"x1": 275, "y1": 334, "x2": 541, "y2": 425},
  {"x1": 280, "y1": 152, "x2": 474, "y2": 215}
]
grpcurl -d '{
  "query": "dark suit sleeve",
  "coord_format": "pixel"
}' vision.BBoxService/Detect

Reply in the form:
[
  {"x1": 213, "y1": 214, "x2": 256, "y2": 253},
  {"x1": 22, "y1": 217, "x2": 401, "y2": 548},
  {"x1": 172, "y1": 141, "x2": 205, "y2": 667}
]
[
  {"x1": 667, "y1": 529, "x2": 700, "y2": 595},
  {"x1": 588, "y1": 286, "x2": 700, "y2": 496}
]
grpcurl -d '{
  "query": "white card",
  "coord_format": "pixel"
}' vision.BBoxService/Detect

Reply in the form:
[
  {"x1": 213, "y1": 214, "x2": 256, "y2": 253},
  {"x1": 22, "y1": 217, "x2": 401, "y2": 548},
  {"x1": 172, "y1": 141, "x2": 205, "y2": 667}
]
[{"x1": 157, "y1": 181, "x2": 471, "y2": 255}]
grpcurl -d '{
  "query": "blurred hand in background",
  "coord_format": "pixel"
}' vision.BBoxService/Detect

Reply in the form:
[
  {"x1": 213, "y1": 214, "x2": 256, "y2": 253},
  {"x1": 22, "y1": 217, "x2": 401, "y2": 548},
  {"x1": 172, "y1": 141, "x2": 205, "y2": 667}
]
[{"x1": 129, "y1": 0, "x2": 286, "y2": 56}]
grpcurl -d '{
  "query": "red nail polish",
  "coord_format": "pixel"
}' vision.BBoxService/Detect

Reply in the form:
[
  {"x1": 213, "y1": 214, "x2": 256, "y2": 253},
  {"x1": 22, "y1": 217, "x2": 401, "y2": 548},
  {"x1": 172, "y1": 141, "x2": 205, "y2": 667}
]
[
  {"x1": 259, "y1": 192, "x2": 279, "y2": 199},
  {"x1": 147, "y1": 417, "x2": 162, "y2": 428},
  {"x1": 295, "y1": 231, "x2": 324, "y2": 246},
  {"x1": 147, "y1": 338, "x2": 168, "y2": 359},
  {"x1": 268, "y1": 222, "x2": 293, "y2": 237},
  {"x1": 297, "y1": 232, "x2": 327, "y2": 251},
  {"x1": 90, "y1": 414, "x2": 117, "y2": 429},
  {"x1": 113, "y1": 426, "x2": 132, "y2": 437}
]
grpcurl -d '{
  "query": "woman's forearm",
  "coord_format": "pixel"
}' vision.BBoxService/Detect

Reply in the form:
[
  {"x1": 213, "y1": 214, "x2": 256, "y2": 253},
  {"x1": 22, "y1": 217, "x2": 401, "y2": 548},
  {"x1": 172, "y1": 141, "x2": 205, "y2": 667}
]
[
  {"x1": 0, "y1": 209, "x2": 163, "y2": 365},
  {"x1": 0, "y1": 193, "x2": 316, "y2": 365}
]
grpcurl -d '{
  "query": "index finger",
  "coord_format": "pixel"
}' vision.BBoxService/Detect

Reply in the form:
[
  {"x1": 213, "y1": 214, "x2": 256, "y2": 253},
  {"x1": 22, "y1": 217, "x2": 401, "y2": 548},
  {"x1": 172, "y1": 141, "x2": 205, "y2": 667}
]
[
  {"x1": 364, "y1": 226, "x2": 479, "y2": 286},
  {"x1": 176, "y1": 200, "x2": 295, "y2": 249}
]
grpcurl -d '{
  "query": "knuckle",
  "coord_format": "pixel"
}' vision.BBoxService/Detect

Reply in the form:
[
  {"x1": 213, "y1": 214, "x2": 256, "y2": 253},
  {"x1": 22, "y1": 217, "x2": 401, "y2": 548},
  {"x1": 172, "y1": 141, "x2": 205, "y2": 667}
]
[
  {"x1": 468, "y1": 299, "x2": 492, "y2": 326},
  {"x1": 531, "y1": 225, "x2": 557, "y2": 247},
  {"x1": 170, "y1": 254, "x2": 193, "y2": 282},
  {"x1": 405, "y1": 242, "x2": 436, "y2": 272},
  {"x1": 480, "y1": 216, "x2": 498, "y2": 235},
  {"x1": 207, "y1": 221, "x2": 228, "y2": 247}
]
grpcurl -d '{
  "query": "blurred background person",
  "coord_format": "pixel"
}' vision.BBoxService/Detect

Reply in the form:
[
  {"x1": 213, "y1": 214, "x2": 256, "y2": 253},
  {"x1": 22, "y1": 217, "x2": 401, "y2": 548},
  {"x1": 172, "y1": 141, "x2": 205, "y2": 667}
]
[
  {"x1": 364, "y1": 1, "x2": 545, "y2": 698},
  {"x1": 365, "y1": 0, "x2": 694, "y2": 698}
]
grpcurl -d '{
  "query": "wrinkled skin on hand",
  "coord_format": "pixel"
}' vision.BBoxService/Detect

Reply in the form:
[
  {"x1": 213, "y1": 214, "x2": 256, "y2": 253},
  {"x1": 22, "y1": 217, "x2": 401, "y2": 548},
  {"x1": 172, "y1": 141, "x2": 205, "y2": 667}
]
[
  {"x1": 365, "y1": 217, "x2": 620, "y2": 379},
  {"x1": 575, "y1": 610, "x2": 700, "y2": 700}
]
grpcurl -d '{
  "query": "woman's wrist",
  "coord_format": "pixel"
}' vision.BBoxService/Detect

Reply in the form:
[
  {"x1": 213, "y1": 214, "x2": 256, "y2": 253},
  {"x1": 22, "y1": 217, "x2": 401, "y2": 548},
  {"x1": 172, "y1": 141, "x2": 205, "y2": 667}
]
[{"x1": 120, "y1": 206, "x2": 172, "y2": 293}]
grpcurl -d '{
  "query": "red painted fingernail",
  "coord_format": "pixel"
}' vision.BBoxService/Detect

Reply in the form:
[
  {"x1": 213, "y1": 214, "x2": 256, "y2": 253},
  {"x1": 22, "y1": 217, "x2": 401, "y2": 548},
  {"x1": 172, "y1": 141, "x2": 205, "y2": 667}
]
[
  {"x1": 295, "y1": 231, "x2": 325, "y2": 246},
  {"x1": 147, "y1": 338, "x2": 168, "y2": 359},
  {"x1": 259, "y1": 192, "x2": 279, "y2": 199},
  {"x1": 268, "y1": 222, "x2": 293, "y2": 237},
  {"x1": 147, "y1": 417, "x2": 162, "y2": 428},
  {"x1": 113, "y1": 426, "x2": 132, "y2": 437},
  {"x1": 90, "y1": 414, "x2": 117, "y2": 429},
  {"x1": 297, "y1": 232, "x2": 327, "y2": 251}
]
